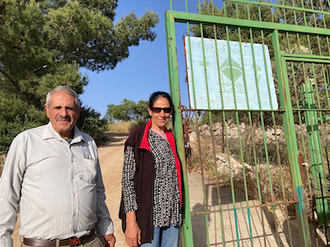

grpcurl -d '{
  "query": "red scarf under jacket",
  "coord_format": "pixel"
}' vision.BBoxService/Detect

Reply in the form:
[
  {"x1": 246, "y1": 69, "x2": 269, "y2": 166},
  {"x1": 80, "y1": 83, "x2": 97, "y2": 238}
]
[{"x1": 139, "y1": 120, "x2": 182, "y2": 207}]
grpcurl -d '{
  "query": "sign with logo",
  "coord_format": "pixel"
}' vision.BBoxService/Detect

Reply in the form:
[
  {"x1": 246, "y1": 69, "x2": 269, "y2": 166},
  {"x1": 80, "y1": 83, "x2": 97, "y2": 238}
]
[{"x1": 184, "y1": 37, "x2": 278, "y2": 110}]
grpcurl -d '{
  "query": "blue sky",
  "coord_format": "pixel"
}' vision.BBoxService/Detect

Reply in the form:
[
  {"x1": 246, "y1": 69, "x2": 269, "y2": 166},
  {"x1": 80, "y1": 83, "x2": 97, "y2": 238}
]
[{"x1": 80, "y1": 1, "x2": 200, "y2": 117}]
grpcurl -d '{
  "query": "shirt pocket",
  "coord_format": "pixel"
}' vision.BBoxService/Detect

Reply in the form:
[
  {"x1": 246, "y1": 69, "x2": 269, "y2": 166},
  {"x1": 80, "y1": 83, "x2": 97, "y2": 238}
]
[{"x1": 80, "y1": 158, "x2": 98, "y2": 184}]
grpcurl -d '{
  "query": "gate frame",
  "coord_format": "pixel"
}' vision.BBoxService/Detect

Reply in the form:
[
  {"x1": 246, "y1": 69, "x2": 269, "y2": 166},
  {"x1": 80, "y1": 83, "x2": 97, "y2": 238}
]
[{"x1": 165, "y1": 9, "x2": 330, "y2": 247}]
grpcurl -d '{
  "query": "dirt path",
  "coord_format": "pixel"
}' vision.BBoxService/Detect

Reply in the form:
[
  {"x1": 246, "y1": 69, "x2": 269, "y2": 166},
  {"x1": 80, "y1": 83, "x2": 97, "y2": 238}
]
[{"x1": 12, "y1": 132, "x2": 128, "y2": 247}]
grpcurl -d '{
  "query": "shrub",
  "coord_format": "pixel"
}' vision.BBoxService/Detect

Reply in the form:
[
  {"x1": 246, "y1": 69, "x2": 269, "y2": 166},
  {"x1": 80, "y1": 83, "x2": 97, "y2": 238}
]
[
  {"x1": 77, "y1": 106, "x2": 108, "y2": 146},
  {"x1": 0, "y1": 115, "x2": 39, "y2": 154}
]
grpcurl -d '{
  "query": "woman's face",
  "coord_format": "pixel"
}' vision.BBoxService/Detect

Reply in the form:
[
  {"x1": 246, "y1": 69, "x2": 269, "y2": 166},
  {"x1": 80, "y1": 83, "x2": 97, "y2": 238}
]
[{"x1": 148, "y1": 96, "x2": 172, "y2": 131}]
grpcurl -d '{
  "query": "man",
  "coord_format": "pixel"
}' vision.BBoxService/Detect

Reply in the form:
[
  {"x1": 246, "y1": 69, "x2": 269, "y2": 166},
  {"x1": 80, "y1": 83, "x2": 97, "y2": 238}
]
[{"x1": 0, "y1": 86, "x2": 116, "y2": 247}]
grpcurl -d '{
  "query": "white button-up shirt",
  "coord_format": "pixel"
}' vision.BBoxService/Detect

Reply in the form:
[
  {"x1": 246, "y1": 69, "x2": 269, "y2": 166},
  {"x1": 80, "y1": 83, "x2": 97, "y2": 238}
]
[{"x1": 0, "y1": 123, "x2": 114, "y2": 246}]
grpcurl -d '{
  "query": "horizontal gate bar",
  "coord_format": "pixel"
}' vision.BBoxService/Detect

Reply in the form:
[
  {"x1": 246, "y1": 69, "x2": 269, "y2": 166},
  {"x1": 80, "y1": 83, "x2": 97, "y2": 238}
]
[
  {"x1": 226, "y1": 0, "x2": 330, "y2": 15},
  {"x1": 166, "y1": 10, "x2": 330, "y2": 36}
]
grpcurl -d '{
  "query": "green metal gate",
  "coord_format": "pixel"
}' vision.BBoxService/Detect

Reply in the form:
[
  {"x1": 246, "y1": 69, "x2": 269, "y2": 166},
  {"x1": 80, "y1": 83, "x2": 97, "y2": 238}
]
[{"x1": 165, "y1": 0, "x2": 330, "y2": 246}]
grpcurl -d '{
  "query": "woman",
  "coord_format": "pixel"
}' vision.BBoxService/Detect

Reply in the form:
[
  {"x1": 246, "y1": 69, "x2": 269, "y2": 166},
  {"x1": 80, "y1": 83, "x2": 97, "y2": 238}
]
[{"x1": 119, "y1": 91, "x2": 182, "y2": 247}]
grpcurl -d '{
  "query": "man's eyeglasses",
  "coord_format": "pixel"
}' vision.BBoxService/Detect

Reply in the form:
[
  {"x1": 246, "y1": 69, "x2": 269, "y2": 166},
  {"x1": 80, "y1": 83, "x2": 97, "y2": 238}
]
[{"x1": 151, "y1": 107, "x2": 172, "y2": 114}]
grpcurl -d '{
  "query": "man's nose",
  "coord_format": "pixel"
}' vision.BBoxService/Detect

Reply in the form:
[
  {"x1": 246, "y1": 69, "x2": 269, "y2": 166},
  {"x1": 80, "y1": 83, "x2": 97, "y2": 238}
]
[{"x1": 59, "y1": 108, "x2": 68, "y2": 116}]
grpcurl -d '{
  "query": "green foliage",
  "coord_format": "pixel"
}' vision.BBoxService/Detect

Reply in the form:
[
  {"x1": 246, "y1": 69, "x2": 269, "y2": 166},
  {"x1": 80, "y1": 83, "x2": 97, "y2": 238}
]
[
  {"x1": 0, "y1": 115, "x2": 39, "y2": 154},
  {"x1": 77, "y1": 106, "x2": 108, "y2": 145},
  {"x1": 112, "y1": 98, "x2": 136, "y2": 121},
  {"x1": 134, "y1": 100, "x2": 150, "y2": 120},
  {"x1": 0, "y1": 0, "x2": 159, "y2": 148},
  {"x1": 106, "y1": 98, "x2": 150, "y2": 122},
  {"x1": 105, "y1": 103, "x2": 116, "y2": 122}
]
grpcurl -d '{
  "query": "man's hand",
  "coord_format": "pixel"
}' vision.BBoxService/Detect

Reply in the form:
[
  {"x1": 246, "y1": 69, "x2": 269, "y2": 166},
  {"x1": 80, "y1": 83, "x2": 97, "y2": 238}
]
[
  {"x1": 125, "y1": 211, "x2": 141, "y2": 247},
  {"x1": 104, "y1": 233, "x2": 116, "y2": 247}
]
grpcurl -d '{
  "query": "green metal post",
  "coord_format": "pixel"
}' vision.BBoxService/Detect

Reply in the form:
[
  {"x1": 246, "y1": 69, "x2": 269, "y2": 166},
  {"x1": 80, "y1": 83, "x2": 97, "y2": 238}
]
[
  {"x1": 301, "y1": 80, "x2": 330, "y2": 224},
  {"x1": 165, "y1": 11, "x2": 194, "y2": 247},
  {"x1": 272, "y1": 30, "x2": 311, "y2": 247}
]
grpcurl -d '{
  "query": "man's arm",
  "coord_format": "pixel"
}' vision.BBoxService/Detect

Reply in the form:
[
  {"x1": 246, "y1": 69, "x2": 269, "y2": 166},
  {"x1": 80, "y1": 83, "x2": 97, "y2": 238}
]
[
  {"x1": 104, "y1": 233, "x2": 116, "y2": 247},
  {"x1": 95, "y1": 163, "x2": 116, "y2": 246},
  {"x1": 95, "y1": 158, "x2": 115, "y2": 236},
  {"x1": 0, "y1": 136, "x2": 26, "y2": 247}
]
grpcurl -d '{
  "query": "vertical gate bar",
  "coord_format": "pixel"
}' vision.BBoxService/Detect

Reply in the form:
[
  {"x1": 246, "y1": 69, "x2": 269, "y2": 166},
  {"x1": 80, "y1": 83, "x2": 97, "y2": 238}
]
[
  {"x1": 164, "y1": 11, "x2": 194, "y2": 247},
  {"x1": 312, "y1": 64, "x2": 328, "y2": 153},
  {"x1": 326, "y1": 36, "x2": 330, "y2": 57},
  {"x1": 293, "y1": 34, "x2": 316, "y2": 198},
  {"x1": 284, "y1": 30, "x2": 313, "y2": 243},
  {"x1": 191, "y1": 110, "x2": 211, "y2": 245},
  {"x1": 321, "y1": 64, "x2": 330, "y2": 108},
  {"x1": 291, "y1": 0, "x2": 297, "y2": 25},
  {"x1": 221, "y1": 108, "x2": 244, "y2": 247},
  {"x1": 210, "y1": 16, "x2": 227, "y2": 247},
  {"x1": 250, "y1": 28, "x2": 278, "y2": 245},
  {"x1": 298, "y1": 0, "x2": 307, "y2": 25},
  {"x1": 192, "y1": 111, "x2": 210, "y2": 246},
  {"x1": 247, "y1": 5, "x2": 270, "y2": 246},
  {"x1": 198, "y1": 23, "x2": 212, "y2": 247},
  {"x1": 199, "y1": 26, "x2": 212, "y2": 112},
  {"x1": 183, "y1": 30, "x2": 214, "y2": 246},
  {"x1": 185, "y1": 32, "x2": 197, "y2": 111},
  {"x1": 260, "y1": 26, "x2": 288, "y2": 244},
  {"x1": 272, "y1": 29, "x2": 311, "y2": 247},
  {"x1": 280, "y1": 25, "x2": 296, "y2": 246},
  {"x1": 236, "y1": 25, "x2": 254, "y2": 246},
  {"x1": 225, "y1": 25, "x2": 241, "y2": 247}
]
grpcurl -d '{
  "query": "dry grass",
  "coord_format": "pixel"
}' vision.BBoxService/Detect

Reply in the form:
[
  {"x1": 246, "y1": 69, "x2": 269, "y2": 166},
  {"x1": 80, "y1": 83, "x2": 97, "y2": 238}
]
[
  {"x1": 107, "y1": 120, "x2": 171, "y2": 133},
  {"x1": 107, "y1": 121, "x2": 132, "y2": 133}
]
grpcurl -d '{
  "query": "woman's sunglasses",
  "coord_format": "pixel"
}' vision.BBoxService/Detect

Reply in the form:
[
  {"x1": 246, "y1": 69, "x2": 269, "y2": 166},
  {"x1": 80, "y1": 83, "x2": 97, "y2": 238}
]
[{"x1": 151, "y1": 107, "x2": 172, "y2": 113}]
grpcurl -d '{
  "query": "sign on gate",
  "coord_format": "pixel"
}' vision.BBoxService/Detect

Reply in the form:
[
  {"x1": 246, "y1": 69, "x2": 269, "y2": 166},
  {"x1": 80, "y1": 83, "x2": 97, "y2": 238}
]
[{"x1": 184, "y1": 36, "x2": 278, "y2": 110}]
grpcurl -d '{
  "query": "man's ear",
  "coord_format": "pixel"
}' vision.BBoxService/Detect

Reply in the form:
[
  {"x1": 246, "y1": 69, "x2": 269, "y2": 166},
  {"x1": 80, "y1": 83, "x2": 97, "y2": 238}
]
[{"x1": 44, "y1": 104, "x2": 50, "y2": 118}]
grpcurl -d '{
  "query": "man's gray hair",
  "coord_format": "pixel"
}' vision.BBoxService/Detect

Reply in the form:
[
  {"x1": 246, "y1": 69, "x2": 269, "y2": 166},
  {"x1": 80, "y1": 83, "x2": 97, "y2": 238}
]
[{"x1": 46, "y1": 86, "x2": 80, "y2": 109}]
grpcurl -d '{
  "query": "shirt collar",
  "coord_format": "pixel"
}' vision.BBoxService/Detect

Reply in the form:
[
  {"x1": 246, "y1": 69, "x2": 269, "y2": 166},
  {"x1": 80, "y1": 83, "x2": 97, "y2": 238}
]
[{"x1": 42, "y1": 122, "x2": 85, "y2": 144}]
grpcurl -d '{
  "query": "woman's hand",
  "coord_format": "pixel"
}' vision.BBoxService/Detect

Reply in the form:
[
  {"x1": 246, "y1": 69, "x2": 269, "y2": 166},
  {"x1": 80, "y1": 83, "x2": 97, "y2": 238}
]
[{"x1": 125, "y1": 211, "x2": 141, "y2": 247}]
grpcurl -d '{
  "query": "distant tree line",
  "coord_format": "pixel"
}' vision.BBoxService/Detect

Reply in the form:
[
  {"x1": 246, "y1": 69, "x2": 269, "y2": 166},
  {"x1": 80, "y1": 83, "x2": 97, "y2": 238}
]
[{"x1": 105, "y1": 98, "x2": 150, "y2": 122}]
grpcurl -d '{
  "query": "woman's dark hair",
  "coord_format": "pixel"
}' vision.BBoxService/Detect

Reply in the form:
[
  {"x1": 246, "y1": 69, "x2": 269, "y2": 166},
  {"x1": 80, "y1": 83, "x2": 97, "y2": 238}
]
[{"x1": 148, "y1": 91, "x2": 174, "y2": 109}]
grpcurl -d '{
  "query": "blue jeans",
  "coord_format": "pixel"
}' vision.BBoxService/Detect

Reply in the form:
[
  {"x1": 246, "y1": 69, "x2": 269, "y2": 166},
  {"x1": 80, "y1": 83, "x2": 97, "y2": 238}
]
[{"x1": 140, "y1": 224, "x2": 180, "y2": 247}]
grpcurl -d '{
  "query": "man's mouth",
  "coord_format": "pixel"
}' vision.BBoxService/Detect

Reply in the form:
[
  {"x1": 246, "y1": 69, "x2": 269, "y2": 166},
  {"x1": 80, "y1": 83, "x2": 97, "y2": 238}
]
[{"x1": 56, "y1": 116, "x2": 71, "y2": 122}]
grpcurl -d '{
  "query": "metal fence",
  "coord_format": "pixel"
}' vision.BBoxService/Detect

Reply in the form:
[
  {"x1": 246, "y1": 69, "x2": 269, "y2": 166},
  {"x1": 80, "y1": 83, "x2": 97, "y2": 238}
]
[{"x1": 165, "y1": 0, "x2": 330, "y2": 246}]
